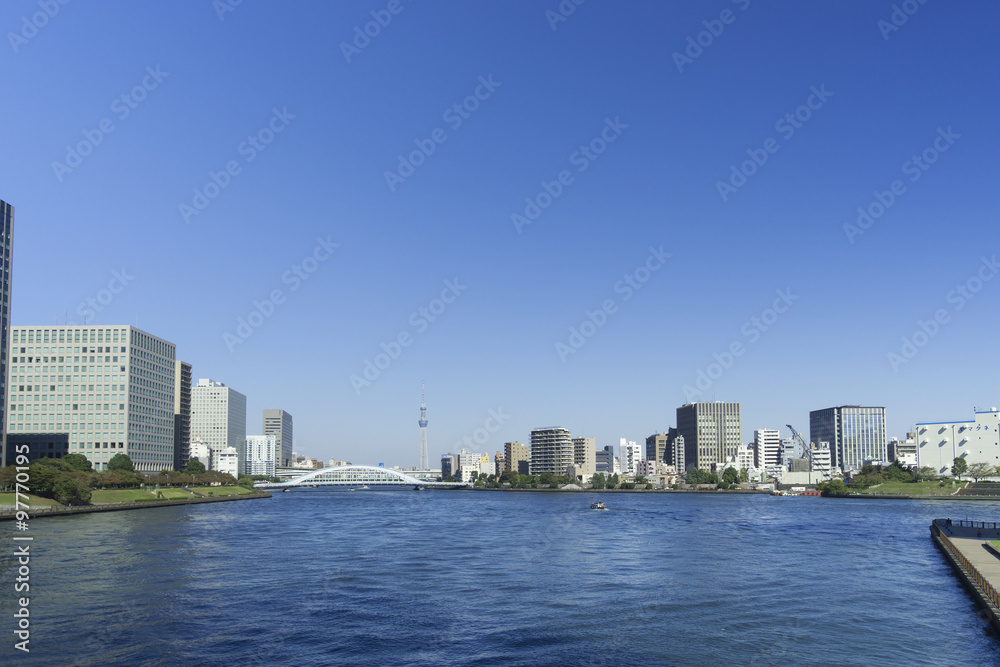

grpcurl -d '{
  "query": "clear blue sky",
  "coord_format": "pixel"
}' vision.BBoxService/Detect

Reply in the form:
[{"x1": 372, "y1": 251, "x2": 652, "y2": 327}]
[{"x1": 2, "y1": 1, "x2": 998, "y2": 466}]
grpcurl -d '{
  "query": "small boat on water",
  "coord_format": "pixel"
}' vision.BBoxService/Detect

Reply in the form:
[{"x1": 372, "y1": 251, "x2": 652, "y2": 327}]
[{"x1": 590, "y1": 501, "x2": 607, "y2": 510}]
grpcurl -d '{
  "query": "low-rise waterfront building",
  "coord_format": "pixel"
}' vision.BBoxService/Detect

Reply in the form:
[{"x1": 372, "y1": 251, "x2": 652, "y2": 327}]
[
  {"x1": 213, "y1": 446, "x2": 240, "y2": 478},
  {"x1": 888, "y1": 435, "x2": 918, "y2": 467},
  {"x1": 916, "y1": 408, "x2": 1000, "y2": 476}
]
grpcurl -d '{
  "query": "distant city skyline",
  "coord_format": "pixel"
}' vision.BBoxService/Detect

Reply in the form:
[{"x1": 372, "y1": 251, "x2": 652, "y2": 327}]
[{"x1": 3, "y1": 3, "x2": 999, "y2": 467}]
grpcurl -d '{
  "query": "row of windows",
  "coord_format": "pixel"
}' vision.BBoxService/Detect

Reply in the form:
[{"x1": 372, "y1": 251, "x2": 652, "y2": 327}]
[
  {"x1": 13, "y1": 329, "x2": 127, "y2": 345},
  {"x1": 15, "y1": 346, "x2": 125, "y2": 356}
]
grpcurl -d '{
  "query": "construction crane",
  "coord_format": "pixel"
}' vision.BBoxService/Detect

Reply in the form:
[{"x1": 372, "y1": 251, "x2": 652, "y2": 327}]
[{"x1": 786, "y1": 424, "x2": 811, "y2": 463}]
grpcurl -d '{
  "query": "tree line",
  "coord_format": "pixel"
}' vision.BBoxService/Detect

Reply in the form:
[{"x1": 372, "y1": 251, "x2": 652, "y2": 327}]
[{"x1": 0, "y1": 454, "x2": 250, "y2": 505}]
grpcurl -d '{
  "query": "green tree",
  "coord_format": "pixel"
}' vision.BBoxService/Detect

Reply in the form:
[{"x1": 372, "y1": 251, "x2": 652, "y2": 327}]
[
  {"x1": 606, "y1": 473, "x2": 620, "y2": 489},
  {"x1": 185, "y1": 459, "x2": 207, "y2": 474},
  {"x1": 686, "y1": 468, "x2": 718, "y2": 485},
  {"x1": 722, "y1": 467, "x2": 739, "y2": 485},
  {"x1": 818, "y1": 479, "x2": 848, "y2": 497},
  {"x1": 912, "y1": 466, "x2": 937, "y2": 482},
  {"x1": 739, "y1": 467, "x2": 748, "y2": 483},
  {"x1": 952, "y1": 457, "x2": 968, "y2": 478},
  {"x1": 966, "y1": 461, "x2": 994, "y2": 482},
  {"x1": 27, "y1": 462, "x2": 59, "y2": 496},
  {"x1": 237, "y1": 475, "x2": 255, "y2": 489},
  {"x1": 52, "y1": 477, "x2": 92, "y2": 505},
  {"x1": 634, "y1": 476, "x2": 648, "y2": 487},
  {"x1": 108, "y1": 453, "x2": 135, "y2": 472},
  {"x1": 591, "y1": 472, "x2": 606, "y2": 490},
  {"x1": 884, "y1": 461, "x2": 911, "y2": 482},
  {"x1": 62, "y1": 453, "x2": 93, "y2": 472}
]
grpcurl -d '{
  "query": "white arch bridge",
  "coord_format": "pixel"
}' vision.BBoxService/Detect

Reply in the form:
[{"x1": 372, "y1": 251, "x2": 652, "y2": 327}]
[{"x1": 254, "y1": 465, "x2": 470, "y2": 490}]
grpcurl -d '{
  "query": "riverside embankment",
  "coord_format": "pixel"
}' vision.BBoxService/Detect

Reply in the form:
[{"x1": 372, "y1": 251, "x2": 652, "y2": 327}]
[
  {"x1": 0, "y1": 491, "x2": 271, "y2": 520},
  {"x1": 931, "y1": 518, "x2": 1000, "y2": 632}
]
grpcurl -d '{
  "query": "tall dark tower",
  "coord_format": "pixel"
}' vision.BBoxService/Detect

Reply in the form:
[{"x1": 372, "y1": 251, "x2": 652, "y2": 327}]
[
  {"x1": 418, "y1": 381, "x2": 428, "y2": 469},
  {"x1": 0, "y1": 200, "x2": 12, "y2": 465}
]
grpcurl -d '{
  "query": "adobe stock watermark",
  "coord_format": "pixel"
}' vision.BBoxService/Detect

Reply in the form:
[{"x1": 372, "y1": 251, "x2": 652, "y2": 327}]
[
  {"x1": 877, "y1": 0, "x2": 930, "y2": 41},
  {"x1": 545, "y1": 0, "x2": 587, "y2": 31},
  {"x1": 340, "y1": 0, "x2": 415, "y2": 64},
  {"x1": 76, "y1": 268, "x2": 135, "y2": 324},
  {"x1": 7, "y1": 0, "x2": 71, "y2": 54},
  {"x1": 511, "y1": 116, "x2": 628, "y2": 234},
  {"x1": 453, "y1": 408, "x2": 511, "y2": 450},
  {"x1": 716, "y1": 84, "x2": 832, "y2": 202},
  {"x1": 350, "y1": 279, "x2": 467, "y2": 394},
  {"x1": 51, "y1": 66, "x2": 169, "y2": 183},
  {"x1": 843, "y1": 126, "x2": 959, "y2": 244},
  {"x1": 887, "y1": 255, "x2": 997, "y2": 372},
  {"x1": 672, "y1": 0, "x2": 751, "y2": 73},
  {"x1": 213, "y1": 0, "x2": 244, "y2": 21},
  {"x1": 179, "y1": 107, "x2": 295, "y2": 223},
  {"x1": 556, "y1": 246, "x2": 670, "y2": 362},
  {"x1": 682, "y1": 288, "x2": 798, "y2": 401},
  {"x1": 384, "y1": 75, "x2": 501, "y2": 192},
  {"x1": 224, "y1": 236, "x2": 339, "y2": 352}
]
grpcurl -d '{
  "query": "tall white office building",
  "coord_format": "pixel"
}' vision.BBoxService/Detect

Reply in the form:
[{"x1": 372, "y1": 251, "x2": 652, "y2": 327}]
[
  {"x1": 6, "y1": 326, "x2": 175, "y2": 471},
  {"x1": 754, "y1": 428, "x2": 781, "y2": 470},
  {"x1": 191, "y1": 378, "x2": 247, "y2": 474},
  {"x1": 246, "y1": 434, "x2": 278, "y2": 477}
]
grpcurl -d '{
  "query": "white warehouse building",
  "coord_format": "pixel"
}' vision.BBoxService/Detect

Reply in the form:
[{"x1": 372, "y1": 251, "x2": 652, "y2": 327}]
[{"x1": 916, "y1": 408, "x2": 1000, "y2": 476}]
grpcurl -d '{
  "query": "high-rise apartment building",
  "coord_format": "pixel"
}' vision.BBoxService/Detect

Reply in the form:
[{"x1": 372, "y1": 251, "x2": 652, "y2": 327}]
[
  {"x1": 810, "y1": 405, "x2": 886, "y2": 471},
  {"x1": 529, "y1": 427, "x2": 572, "y2": 476},
  {"x1": 191, "y1": 378, "x2": 247, "y2": 473},
  {"x1": 0, "y1": 200, "x2": 12, "y2": 465},
  {"x1": 666, "y1": 428, "x2": 685, "y2": 472},
  {"x1": 173, "y1": 360, "x2": 192, "y2": 471},
  {"x1": 571, "y1": 436, "x2": 596, "y2": 476},
  {"x1": 504, "y1": 441, "x2": 530, "y2": 475},
  {"x1": 753, "y1": 428, "x2": 781, "y2": 470},
  {"x1": 262, "y1": 408, "x2": 293, "y2": 468},
  {"x1": 246, "y1": 434, "x2": 278, "y2": 477},
  {"x1": 6, "y1": 326, "x2": 175, "y2": 471},
  {"x1": 620, "y1": 437, "x2": 642, "y2": 475},
  {"x1": 646, "y1": 433, "x2": 668, "y2": 463},
  {"x1": 677, "y1": 402, "x2": 741, "y2": 471}
]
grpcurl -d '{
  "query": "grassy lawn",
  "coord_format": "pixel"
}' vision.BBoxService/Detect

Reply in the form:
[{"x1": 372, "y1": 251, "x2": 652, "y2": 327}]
[
  {"x1": 188, "y1": 486, "x2": 253, "y2": 496},
  {"x1": 90, "y1": 489, "x2": 160, "y2": 503},
  {"x1": 157, "y1": 488, "x2": 196, "y2": 499},
  {"x1": 0, "y1": 492, "x2": 63, "y2": 507},
  {"x1": 859, "y1": 480, "x2": 967, "y2": 495}
]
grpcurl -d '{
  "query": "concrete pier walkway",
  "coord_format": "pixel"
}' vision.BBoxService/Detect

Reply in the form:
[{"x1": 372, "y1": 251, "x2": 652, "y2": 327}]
[{"x1": 931, "y1": 518, "x2": 1000, "y2": 631}]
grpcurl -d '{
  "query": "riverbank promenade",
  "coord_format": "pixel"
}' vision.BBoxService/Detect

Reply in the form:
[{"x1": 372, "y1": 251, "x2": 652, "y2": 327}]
[{"x1": 931, "y1": 518, "x2": 1000, "y2": 632}]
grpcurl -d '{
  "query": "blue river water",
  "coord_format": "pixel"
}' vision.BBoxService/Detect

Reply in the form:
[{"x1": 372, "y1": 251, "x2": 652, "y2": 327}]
[{"x1": 3, "y1": 489, "x2": 1000, "y2": 666}]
